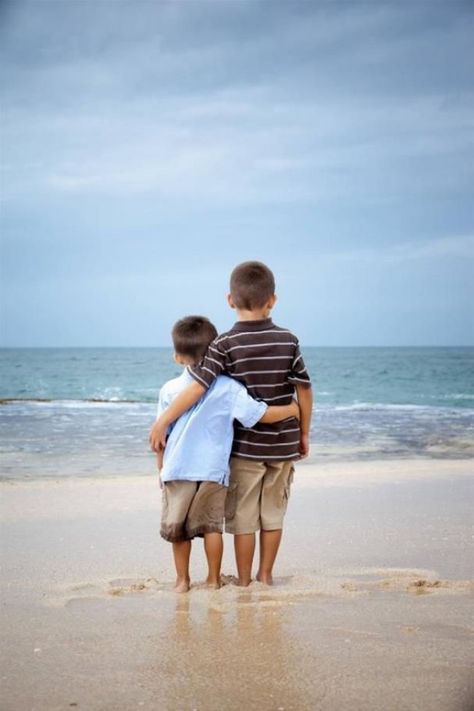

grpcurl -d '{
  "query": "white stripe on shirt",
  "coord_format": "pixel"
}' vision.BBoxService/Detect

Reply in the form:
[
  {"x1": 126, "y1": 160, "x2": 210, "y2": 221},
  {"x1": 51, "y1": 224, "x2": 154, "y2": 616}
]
[
  {"x1": 188, "y1": 369, "x2": 208, "y2": 387},
  {"x1": 232, "y1": 355, "x2": 293, "y2": 365},
  {"x1": 208, "y1": 345, "x2": 223, "y2": 356},
  {"x1": 231, "y1": 451, "x2": 298, "y2": 459},
  {"x1": 236, "y1": 369, "x2": 289, "y2": 376},
  {"x1": 205, "y1": 356, "x2": 224, "y2": 367},
  {"x1": 202, "y1": 365, "x2": 222, "y2": 376},
  {"x1": 226, "y1": 341, "x2": 297, "y2": 353},
  {"x1": 259, "y1": 393, "x2": 292, "y2": 402},
  {"x1": 239, "y1": 427, "x2": 300, "y2": 435},
  {"x1": 233, "y1": 439, "x2": 300, "y2": 447},
  {"x1": 245, "y1": 382, "x2": 290, "y2": 389},
  {"x1": 216, "y1": 329, "x2": 293, "y2": 343}
]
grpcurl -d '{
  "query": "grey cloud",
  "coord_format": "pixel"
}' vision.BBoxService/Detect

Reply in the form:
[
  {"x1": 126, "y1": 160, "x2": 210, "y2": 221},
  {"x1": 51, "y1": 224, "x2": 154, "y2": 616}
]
[
  {"x1": 3, "y1": 84, "x2": 472, "y2": 210},
  {"x1": 2, "y1": 2, "x2": 473, "y2": 104},
  {"x1": 1, "y1": 0, "x2": 473, "y2": 345}
]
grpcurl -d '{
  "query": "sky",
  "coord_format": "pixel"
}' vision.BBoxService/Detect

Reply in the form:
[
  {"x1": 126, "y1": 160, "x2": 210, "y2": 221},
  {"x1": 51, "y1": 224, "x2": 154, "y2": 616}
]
[{"x1": 1, "y1": 0, "x2": 473, "y2": 347}]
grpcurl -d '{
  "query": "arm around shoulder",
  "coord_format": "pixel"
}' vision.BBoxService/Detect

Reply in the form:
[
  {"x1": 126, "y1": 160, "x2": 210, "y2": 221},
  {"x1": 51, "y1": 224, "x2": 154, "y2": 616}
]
[
  {"x1": 149, "y1": 380, "x2": 206, "y2": 451},
  {"x1": 259, "y1": 399, "x2": 300, "y2": 423}
]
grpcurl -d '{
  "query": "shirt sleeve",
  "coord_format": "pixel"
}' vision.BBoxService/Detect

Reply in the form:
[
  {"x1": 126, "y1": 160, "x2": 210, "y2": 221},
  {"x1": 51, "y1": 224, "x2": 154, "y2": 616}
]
[
  {"x1": 156, "y1": 386, "x2": 170, "y2": 420},
  {"x1": 188, "y1": 337, "x2": 227, "y2": 389},
  {"x1": 231, "y1": 382, "x2": 268, "y2": 428},
  {"x1": 288, "y1": 342, "x2": 312, "y2": 387},
  {"x1": 156, "y1": 387, "x2": 178, "y2": 441}
]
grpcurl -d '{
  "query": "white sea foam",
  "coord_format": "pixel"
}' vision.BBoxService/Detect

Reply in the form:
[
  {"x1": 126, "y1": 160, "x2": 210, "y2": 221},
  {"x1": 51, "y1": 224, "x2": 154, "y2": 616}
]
[{"x1": 324, "y1": 402, "x2": 474, "y2": 415}]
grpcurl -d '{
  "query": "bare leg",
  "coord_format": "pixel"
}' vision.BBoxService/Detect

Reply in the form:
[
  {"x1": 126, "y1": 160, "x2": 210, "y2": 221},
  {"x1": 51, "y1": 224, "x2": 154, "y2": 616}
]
[
  {"x1": 172, "y1": 540, "x2": 191, "y2": 593},
  {"x1": 257, "y1": 529, "x2": 282, "y2": 585},
  {"x1": 234, "y1": 533, "x2": 255, "y2": 586},
  {"x1": 204, "y1": 532, "x2": 223, "y2": 588}
]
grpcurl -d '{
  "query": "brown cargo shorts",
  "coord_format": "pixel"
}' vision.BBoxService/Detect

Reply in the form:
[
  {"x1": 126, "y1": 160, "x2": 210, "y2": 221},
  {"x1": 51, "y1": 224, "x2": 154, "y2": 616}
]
[
  {"x1": 160, "y1": 481, "x2": 227, "y2": 543},
  {"x1": 225, "y1": 457, "x2": 295, "y2": 534}
]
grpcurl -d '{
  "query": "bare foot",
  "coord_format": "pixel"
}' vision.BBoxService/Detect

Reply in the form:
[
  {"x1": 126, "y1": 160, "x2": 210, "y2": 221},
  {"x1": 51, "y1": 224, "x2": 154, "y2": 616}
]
[
  {"x1": 256, "y1": 572, "x2": 273, "y2": 585},
  {"x1": 174, "y1": 577, "x2": 190, "y2": 593},
  {"x1": 205, "y1": 577, "x2": 221, "y2": 590},
  {"x1": 236, "y1": 576, "x2": 252, "y2": 587}
]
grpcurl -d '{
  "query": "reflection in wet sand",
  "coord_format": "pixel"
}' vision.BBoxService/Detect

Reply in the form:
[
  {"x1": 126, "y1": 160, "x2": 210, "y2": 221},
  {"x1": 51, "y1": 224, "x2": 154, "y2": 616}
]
[{"x1": 156, "y1": 590, "x2": 320, "y2": 711}]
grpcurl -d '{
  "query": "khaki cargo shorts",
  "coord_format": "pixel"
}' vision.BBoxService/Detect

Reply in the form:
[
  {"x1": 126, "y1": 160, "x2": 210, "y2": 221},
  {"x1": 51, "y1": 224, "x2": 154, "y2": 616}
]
[
  {"x1": 160, "y1": 481, "x2": 226, "y2": 543},
  {"x1": 225, "y1": 457, "x2": 295, "y2": 534}
]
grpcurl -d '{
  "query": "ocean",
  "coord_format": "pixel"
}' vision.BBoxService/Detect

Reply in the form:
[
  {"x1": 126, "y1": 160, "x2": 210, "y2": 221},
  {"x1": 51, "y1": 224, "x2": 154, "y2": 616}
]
[{"x1": 1, "y1": 347, "x2": 473, "y2": 480}]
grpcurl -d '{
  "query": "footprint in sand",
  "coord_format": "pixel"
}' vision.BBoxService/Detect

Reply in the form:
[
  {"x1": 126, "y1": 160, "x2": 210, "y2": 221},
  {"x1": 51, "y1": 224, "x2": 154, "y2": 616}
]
[
  {"x1": 338, "y1": 569, "x2": 474, "y2": 596},
  {"x1": 49, "y1": 582, "x2": 103, "y2": 607},
  {"x1": 69, "y1": 582, "x2": 101, "y2": 594},
  {"x1": 107, "y1": 577, "x2": 160, "y2": 596},
  {"x1": 406, "y1": 578, "x2": 474, "y2": 595},
  {"x1": 400, "y1": 624, "x2": 420, "y2": 634},
  {"x1": 407, "y1": 579, "x2": 447, "y2": 594}
]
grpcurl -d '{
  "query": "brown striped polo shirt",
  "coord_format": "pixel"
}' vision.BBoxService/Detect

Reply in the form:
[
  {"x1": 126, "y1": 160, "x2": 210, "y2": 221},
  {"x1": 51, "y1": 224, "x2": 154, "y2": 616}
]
[{"x1": 188, "y1": 318, "x2": 311, "y2": 460}]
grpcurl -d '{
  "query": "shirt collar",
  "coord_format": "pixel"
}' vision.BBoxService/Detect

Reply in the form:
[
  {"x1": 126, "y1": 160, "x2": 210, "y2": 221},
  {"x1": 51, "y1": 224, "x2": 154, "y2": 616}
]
[{"x1": 232, "y1": 318, "x2": 274, "y2": 332}]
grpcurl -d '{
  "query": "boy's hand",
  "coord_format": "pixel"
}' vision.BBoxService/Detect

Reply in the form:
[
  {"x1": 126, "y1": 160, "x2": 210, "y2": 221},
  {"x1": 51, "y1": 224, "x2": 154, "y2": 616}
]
[
  {"x1": 289, "y1": 399, "x2": 300, "y2": 420},
  {"x1": 298, "y1": 432, "x2": 310, "y2": 459},
  {"x1": 149, "y1": 417, "x2": 168, "y2": 452},
  {"x1": 295, "y1": 384, "x2": 312, "y2": 461},
  {"x1": 150, "y1": 381, "x2": 205, "y2": 452}
]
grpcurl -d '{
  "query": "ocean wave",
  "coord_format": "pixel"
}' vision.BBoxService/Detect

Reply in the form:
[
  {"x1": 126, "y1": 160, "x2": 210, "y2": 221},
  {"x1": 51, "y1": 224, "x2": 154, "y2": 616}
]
[
  {"x1": 0, "y1": 398, "x2": 151, "y2": 409},
  {"x1": 435, "y1": 393, "x2": 474, "y2": 400},
  {"x1": 0, "y1": 393, "x2": 474, "y2": 416},
  {"x1": 317, "y1": 402, "x2": 474, "y2": 416}
]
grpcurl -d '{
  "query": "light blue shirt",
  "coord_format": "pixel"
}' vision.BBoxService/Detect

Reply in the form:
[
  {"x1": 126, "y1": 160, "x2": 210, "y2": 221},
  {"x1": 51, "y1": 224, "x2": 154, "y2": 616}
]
[{"x1": 157, "y1": 369, "x2": 267, "y2": 486}]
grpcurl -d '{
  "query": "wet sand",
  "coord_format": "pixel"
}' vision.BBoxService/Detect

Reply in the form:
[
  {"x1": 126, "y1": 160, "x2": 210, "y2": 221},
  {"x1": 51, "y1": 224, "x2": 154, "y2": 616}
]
[{"x1": 1, "y1": 459, "x2": 473, "y2": 710}]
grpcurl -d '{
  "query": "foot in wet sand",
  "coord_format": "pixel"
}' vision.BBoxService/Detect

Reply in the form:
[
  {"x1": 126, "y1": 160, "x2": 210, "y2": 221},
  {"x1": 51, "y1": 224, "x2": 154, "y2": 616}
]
[
  {"x1": 256, "y1": 572, "x2": 273, "y2": 586},
  {"x1": 236, "y1": 576, "x2": 252, "y2": 587},
  {"x1": 205, "y1": 576, "x2": 221, "y2": 590},
  {"x1": 174, "y1": 577, "x2": 190, "y2": 594}
]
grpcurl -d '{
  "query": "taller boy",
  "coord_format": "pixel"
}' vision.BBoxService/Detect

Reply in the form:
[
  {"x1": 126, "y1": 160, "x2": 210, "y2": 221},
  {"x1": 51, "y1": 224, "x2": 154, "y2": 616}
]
[{"x1": 150, "y1": 261, "x2": 313, "y2": 586}]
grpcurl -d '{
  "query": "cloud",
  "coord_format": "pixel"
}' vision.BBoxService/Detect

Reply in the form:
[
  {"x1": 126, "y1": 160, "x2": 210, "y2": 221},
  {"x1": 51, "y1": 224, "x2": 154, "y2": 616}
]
[
  {"x1": 1, "y1": 0, "x2": 473, "y2": 345},
  {"x1": 321, "y1": 234, "x2": 474, "y2": 266},
  {"x1": 2, "y1": 87, "x2": 473, "y2": 208},
  {"x1": 1, "y1": 0, "x2": 473, "y2": 209}
]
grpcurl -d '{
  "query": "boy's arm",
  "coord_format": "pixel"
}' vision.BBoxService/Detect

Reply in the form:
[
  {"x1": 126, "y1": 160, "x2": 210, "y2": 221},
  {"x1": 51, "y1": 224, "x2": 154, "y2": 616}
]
[
  {"x1": 187, "y1": 338, "x2": 227, "y2": 390},
  {"x1": 150, "y1": 338, "x2": 228, "y2": 452},
  {"x1": 149, "y1": 380, "x2": 205, "y2": 451},
  {"x1": 288, "y1": 342, "x2": 311, "y2": 388},
  {"x1": 259, "y1": 400, "x2": 300, "y2": 423},
  {"x1": 232, "y1": 384, "x2": 300, "y2": 429},
  {"x1": 295, "y1": 383, "x2": 313, "y2": 459}
]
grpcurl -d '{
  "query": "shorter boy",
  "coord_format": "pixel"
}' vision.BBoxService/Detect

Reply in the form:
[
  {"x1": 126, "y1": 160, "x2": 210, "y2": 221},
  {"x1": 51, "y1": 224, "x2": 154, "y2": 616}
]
[{"x1": 156, "y1": 315, "x2": 299, "y2": 592}]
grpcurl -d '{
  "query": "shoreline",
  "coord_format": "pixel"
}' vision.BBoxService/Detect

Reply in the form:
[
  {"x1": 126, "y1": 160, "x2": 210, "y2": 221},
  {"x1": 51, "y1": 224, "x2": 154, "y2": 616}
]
[
  {"x1": 1, "y1": 454, "x2": 472, "y2": 486},
  {"x1": 2, "y1": 394, "x2": 473, "y2": 482}
]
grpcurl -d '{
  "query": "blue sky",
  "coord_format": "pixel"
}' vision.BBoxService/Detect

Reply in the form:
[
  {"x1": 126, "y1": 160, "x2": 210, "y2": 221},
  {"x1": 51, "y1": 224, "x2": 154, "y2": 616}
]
[{"x1": 1, "y1": 0, "x2": 473, "y2": 346}]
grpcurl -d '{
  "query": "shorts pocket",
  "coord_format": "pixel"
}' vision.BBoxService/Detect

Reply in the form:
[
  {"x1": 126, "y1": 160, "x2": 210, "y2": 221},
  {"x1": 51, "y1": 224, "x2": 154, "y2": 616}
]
[
  {"x1": 161, "y1": 485, "x2": 169, "y2": 517},
  {"x1": 224, "y1": 482, "x2": 238, "y2": 521},
  {"x1": 282, "y1": 465, "x2": 295, "y2": 504}
]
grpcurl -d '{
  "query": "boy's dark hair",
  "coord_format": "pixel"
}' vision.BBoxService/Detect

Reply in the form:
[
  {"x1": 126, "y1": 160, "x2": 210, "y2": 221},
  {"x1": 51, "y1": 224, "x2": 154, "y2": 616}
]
[
  {"x1": 172, "y1": 316, "x2": 218, "y2": 363},
  {"x1": 230, "y1": 261, "x2": 276, "y2": 310}
]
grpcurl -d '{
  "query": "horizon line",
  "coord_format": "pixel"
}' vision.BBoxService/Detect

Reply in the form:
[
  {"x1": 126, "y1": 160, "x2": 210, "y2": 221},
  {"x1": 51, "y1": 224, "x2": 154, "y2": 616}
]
[{"x1": 1, "y1": 344, "x2": 473, "y2": 350}]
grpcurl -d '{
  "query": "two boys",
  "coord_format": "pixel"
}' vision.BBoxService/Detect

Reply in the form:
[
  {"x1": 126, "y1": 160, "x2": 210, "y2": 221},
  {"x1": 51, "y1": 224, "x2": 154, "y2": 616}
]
[{"x1": 151, "y1": 261, "x2": 313, "y2": 589}]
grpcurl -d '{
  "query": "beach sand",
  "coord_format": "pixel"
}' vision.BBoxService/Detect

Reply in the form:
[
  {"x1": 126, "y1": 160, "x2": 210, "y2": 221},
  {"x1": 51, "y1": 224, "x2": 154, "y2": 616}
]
[{"x1": 1, "y1": 459, "x2": 473, "y2": 711}]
